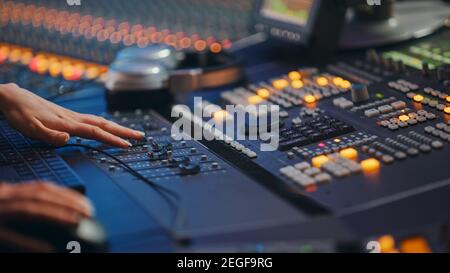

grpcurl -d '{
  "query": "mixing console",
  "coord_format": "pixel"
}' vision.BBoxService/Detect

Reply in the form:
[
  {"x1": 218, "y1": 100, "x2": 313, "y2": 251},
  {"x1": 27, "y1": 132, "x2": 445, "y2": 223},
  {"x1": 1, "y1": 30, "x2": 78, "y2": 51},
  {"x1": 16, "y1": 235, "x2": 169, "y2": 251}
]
[{"x1": 0, "y1": 0, "x2": 450, "y2": 253}]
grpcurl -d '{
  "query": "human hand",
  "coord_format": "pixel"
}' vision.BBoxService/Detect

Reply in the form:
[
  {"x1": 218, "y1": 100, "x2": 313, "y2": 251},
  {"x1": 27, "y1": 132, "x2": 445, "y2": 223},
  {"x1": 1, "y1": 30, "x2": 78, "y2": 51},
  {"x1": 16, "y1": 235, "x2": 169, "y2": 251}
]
[
  {"x1": 0, "y1": 181, "x2": 93, "y2": 252},
  {"x1": 0, "y1": 83, "x2": 144, "y2": 148}
]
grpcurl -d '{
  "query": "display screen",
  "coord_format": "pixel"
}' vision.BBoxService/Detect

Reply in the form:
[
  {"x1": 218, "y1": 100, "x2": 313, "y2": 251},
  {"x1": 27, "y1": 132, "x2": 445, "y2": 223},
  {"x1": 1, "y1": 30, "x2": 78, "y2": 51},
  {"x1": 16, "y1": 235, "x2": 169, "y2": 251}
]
[{"x1": 261, "y1": 0, "x2": 314, "y2": 26}]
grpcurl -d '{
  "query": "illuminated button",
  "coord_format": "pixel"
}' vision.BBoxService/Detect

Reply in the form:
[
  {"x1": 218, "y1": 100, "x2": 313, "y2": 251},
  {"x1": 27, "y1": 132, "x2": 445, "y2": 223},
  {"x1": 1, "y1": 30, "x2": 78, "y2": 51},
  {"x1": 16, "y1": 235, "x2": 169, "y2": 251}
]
[
  {"x1": 8, "y1": 48, "x2": 22, "y2": 63},
  {"x1": 312, "y1": 155, "x2": 330, "y2": 168},
  {"x1": 36, "y1": 58, "x2": 49, "y2": 74},
  {"x1": 288, "y1": 71, "x2": 301, "y2": 81},
  {"x1": 212, "y1": 110, "x2": 229, "y2": 122},
  {"x1": 447, "y1": 96, "x2": 450, "y2": 103},
  {"x1": 257, "y1": 88, "x2": 270, "y2": 99},
  {"x1": 86, "y1": 66, "x2": 100, "y2": 79},
  {"x1": 248, "y1": 95, "x2": 264, "y2": 105},
  {"x1": 378, "y1": 235, "x2": 396, "y2": 253},
  {"x1": 303, "y1": 94, "x2": 316, "y2": 104},
  {"x1": 444, "y1": 107, "x2": 450, "y2": 115},
  {"x1": 49, "y1": 62, "x2": 62, "y2": 77},
  {"x1": 20, "y1": 51, "x2": 33, "y2": 65},
  {"x1": 316, "y1": 77, "x2": 329, "y2": 87},
  {"x1": 340, "y1": 80, "x2": 351, "y2": 89},
  {"x1": 360, "y1": 158, "x2": 380, "y2": 173},
  {"x1": 291, "y1": 80, "x2": 304, "y2": 89},
  {"x1": 398, "y1": 115, "x2": 410, "y2": 122},
  {"x1": 339, "y1": 148, "x2": 358, "y2": 160},
  {"x1": 273, "y1": 79, "x2": 289, "y2": 90},
  {"x1": 399, "y1": 236, "x2": 432, "y2": 253},
  {"x1": 413, "y1": 94, "x2": 424, "y2": 103},
  {"x1": 332, "y1": 77, "x2": 344, "y2": 86}
]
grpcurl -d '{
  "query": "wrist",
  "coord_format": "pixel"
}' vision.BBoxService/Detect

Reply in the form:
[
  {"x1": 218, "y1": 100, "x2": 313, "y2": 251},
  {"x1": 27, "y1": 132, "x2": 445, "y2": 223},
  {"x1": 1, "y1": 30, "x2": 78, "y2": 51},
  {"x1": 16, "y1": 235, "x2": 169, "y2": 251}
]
[{"x1": 0, "y1": 83, "x2": 20, "y2": 110}]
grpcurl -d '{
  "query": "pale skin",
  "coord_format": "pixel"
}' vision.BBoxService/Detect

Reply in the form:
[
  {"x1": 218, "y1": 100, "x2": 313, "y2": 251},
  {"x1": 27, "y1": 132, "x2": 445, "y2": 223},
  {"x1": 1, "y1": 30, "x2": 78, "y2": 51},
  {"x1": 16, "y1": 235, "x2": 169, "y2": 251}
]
[{"x1": 0, "y1": 83, "x2": 144, "y2": 252}]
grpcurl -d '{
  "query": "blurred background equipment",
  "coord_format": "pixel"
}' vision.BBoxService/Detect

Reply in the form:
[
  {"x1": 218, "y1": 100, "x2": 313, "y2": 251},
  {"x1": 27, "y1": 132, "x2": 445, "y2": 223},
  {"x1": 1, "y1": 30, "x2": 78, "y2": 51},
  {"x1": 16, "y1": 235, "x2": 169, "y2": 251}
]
[{"x1": 0, "y1": 0, "x2": 450, "y2": 253}]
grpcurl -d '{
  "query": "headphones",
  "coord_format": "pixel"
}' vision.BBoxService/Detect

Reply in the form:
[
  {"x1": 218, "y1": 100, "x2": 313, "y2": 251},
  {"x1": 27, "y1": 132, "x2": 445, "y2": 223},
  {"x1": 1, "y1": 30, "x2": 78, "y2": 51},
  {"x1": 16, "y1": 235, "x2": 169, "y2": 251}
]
[{"x1": 106, "y1": 44, "x2": 244, "y2": 95}]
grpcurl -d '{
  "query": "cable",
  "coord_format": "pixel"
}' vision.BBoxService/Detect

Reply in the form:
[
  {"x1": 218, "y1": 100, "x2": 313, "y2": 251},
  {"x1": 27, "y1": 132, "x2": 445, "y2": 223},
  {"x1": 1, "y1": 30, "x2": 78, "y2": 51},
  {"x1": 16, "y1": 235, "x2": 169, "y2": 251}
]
[{"x1": 56, "y1": 143, "x2": 190, "y2": 245}]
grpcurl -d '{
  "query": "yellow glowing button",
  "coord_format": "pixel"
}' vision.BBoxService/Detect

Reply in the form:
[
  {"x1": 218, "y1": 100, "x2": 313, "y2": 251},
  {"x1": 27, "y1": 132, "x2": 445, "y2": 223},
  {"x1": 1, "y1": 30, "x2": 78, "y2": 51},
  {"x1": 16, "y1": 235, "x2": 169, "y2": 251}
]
[
  {"x1": 444, "y1": 107, "x2": 450, "y2": 115},
  {"x1": 339, "y1": 148, "x2": 358, "y2": 160},
  {"x1": 257, "y1": 88, "x2": 270, "y2": 99},
  {"x1": 49, "y1": 62, "x2": 62, "y2": 77},
  {"x1": 360, "y1": 158, "x2": 380, "y2": 173},
  {"x1": 288, "y1": 71, "x2": 301, "y2": 81},
  {"x1": 333, "y1": 138, "x2": 341, "y2": 143},
  {"x1": 213, "y1": 110, "x2": 229, "y2": 122},
  {"x1": 413, "y1": 94, "x2": 424, "y2": 103},
  {"x1": 447, "y1": 96, "x2": 450, "y2": 103},
  {"x1": 248, "y1": 95, "x2": 264, "y2": 105},
  {"x1": 86, "y1": 66, "x2": 100, "y2": 79},
  {"x1": 62, "y1": 65, "x2": 75, "y2": 80},
  {"x1": 304, "y1": 94, "x2": 317, "y2": 104},
  {"x1": 8, "y1": 48, "x2": 22, "y2": 63},
  {"x1": 340, "y1": 80, "x2": 351, "y2": 89},
  {"x1": 272, "y1": 79, "x2": 289, "y2": 90},
  {"x1": 398, "y1": 115, "x2": 410, "y2": 122},
  {"x1": 378, "y1": 235, "x2": 396, "y2": 253},
  {"x1": 291, "y1": 80, "x2": 304, "y2": 89},
  {"x1": 316, "y1": 77, "x2": 329, "y2": 86},
  {"x1": 36, "y1": 58, "x2": 49, "y2": 74},
  {"x1": 312, "y1": 155, "x2": 330, "y2": 168},
  {"x1": 20, "y1": 51, "x2": 33, "y2": 65},
  {"x1": 332, "y1": 77, "x2": 343, "y2": 86},
  {"x1": 399, "y1": 236, "x2": 432, "y2": 253}
]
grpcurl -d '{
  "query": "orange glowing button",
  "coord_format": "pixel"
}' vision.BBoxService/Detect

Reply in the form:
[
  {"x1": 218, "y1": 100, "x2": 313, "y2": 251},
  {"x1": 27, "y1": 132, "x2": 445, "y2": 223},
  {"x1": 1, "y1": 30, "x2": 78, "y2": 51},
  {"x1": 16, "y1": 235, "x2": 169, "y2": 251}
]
[
  {"x1": 8, "y1": 48, "x2": 22, "y2": 63},
  {"x1": 62, "y1": 65, "x2": 75, "y2": 80},
  {"x1": 36, "y1": 58, "x2": 49, "y2": 74},
  {"x1": 86, "y1": 66, "x2": 100, "y2": 79},
  {"x1": 312, "y1": 155, "x2": 329, "y2": 168},
  {"x1": 257, "y1": 88, "x2": 270, "y2": 99},
  {"x1": 444, "y1": 107, "x2": 450, "y2": 115},
  {"x1": 340, "y1": 80, "x2": 351, "y2": 89},
  {"x1": 288, "y1": 71, "x2": 301, "y2": 81},
  {"x1": 399, "y1": 236, "x2": 432, "y2": 253},
  {"x1": 304, "y1": 94, "x2": 316, "y2": 104},
  {"x1": 316, "y1": 77, "x2": 329, "y2": 87},
  {"x1": 447, "y1": 96, "x2": 450, "y2": 103},
  {"x1": 272, "y1": 79, "x2": 289, "y2": 90},
  {"x1": 291, "y1": 80, "x2": 304, "y2": 89},
  {"x1": 332, "y1": 77, "x2": 344, "y2": 86},
  {"x1": 20, "y1": 51, "x2": 33, "y2": 65},
  {"x1": 360, "y1": 158, "x2": 380, "y2": 173},
  {"x1": 398, "y1": 115, "x2": 410, "y2": 122},
  {"x1": 378, "y1": 235, "x2": 396, "y2": 253},
  {"x1": 339, "y1": 148, "x2": 358, "y2": 160},
  {"x1": 248, "y1": 95, "x2": 264, "y2": 105},
  {"x1": 49, "y1": 62, "x2": 62, "y2": 77},
  {"x1": 413, "y1": 94, "x2": 424, "y2": 103}
]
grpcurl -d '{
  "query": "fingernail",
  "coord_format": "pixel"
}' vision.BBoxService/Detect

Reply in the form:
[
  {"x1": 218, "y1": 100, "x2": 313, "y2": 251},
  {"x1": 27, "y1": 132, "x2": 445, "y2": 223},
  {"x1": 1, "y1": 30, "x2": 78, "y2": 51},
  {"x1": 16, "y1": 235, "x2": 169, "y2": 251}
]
[
  {"x1": 124, "y1": 140, "x2": 133, "y2": 147},
  {"x1": 86, "y1": 199, "x2": 96, "y2": 217},
  {"x1": 63, "y1": 134, "x2": 70, "y2": 143},
  {"x1": 137, "y1": 131, "x2": 146, "y2": 137}
]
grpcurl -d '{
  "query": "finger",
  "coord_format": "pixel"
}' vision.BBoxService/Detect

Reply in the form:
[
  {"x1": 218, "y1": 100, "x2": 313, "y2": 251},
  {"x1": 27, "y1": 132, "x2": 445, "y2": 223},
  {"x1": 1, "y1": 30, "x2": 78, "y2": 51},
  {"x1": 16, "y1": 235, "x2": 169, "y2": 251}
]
[
  {"x1": 29, "y1": 119, "x2": 70, "y2": 146},
  {"x1": 64, "y1": 122, "x2": 132, "y2": 148},
  {"x1": 0, "y1": 199, "x2": 83, "y2": 226},
  {"x1": 78, "y1": 114, "x2": 145, "y2": 140},
  {"x1": 0, "y1": 182, "x2": 93, "y2": 218},
  {"x1": 0, "y1": 227, "x2": 53, "y2": 253}
]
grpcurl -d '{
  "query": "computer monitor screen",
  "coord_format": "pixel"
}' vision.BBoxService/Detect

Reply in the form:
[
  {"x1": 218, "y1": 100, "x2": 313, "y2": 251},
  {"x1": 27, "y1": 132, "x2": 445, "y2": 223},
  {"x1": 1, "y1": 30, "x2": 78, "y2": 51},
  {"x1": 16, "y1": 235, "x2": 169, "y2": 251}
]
[{"x1": 261, "y1": 0, "x2": 313, "y2": 26}]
